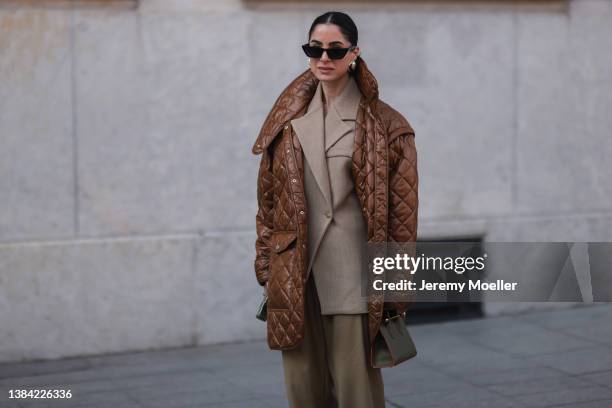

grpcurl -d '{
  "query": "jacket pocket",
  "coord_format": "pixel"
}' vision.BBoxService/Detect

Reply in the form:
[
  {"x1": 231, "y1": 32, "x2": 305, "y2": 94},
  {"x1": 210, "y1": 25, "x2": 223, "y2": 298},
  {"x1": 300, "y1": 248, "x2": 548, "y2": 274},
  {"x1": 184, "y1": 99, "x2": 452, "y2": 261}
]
[
  {"x1": 271, "y1": 230, "x2": 298, "y2": 253},
  {"x1": 268, "y1": 230, "x2": 298, "y2": 310}
]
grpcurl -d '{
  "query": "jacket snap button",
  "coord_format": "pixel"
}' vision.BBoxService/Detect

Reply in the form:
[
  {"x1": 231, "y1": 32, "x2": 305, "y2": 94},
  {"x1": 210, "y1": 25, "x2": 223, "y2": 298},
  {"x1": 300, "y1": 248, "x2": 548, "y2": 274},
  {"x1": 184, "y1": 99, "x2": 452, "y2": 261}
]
[
  {"x1": 292, "y1": 178, "x2": 297, "y2": 183},
  {"x1": 299, "y1": 210, "x2": 305, "y2": 215},
  {"x1": 284, "y1": 125, "x2": 289, "y2": 130},
  {"x1": 286, "y1": 149, "x2": 290, "y2": 153}
]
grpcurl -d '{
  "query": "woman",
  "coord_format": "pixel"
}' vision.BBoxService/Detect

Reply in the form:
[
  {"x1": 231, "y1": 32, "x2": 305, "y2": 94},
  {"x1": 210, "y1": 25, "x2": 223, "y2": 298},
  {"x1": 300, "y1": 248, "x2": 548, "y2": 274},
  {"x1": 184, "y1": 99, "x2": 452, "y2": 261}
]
[{"x1": 252, "y1": 11, "x2": 418, "y2": 408}]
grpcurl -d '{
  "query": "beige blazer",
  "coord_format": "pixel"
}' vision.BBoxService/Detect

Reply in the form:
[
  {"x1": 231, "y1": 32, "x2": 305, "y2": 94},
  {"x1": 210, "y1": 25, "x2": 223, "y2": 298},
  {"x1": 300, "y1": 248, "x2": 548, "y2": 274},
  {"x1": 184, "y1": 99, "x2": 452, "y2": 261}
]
[{"x1": 290, "y1": 77, "x2": 369, "y2": 314}]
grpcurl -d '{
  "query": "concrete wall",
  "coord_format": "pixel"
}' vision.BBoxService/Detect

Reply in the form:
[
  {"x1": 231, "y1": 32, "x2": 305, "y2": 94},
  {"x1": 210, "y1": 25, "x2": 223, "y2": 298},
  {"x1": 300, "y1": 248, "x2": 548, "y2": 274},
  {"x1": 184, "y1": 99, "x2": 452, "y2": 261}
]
[{"x1": 1, "y1": 0, "x2": 611, "y2": 363}]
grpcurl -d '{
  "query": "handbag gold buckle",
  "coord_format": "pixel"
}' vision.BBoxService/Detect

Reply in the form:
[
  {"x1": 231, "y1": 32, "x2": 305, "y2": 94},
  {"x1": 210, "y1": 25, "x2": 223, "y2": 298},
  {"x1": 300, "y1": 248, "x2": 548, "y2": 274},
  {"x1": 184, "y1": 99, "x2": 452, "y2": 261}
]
[{"x1": 383, "y1": 310, "x2": 406, "y2": 324}]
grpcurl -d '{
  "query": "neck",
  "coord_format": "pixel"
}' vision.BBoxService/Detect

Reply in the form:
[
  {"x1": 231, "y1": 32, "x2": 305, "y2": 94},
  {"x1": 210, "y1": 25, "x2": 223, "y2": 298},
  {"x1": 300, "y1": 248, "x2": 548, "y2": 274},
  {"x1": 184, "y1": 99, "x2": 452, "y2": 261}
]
[{"x1": 320, "y1": 74, "x2": 350, "y2": 111}]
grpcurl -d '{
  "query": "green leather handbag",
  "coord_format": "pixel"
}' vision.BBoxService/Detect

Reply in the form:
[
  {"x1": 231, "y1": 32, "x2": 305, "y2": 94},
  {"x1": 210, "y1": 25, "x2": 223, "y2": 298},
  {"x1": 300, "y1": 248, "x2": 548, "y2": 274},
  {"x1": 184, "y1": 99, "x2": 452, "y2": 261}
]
[
  {"x1": 255, "y1": 293, "x2": 268, "y2": 322},
  {"x1": 371, "y1": 310, "x2": 417, "y2": 368}
]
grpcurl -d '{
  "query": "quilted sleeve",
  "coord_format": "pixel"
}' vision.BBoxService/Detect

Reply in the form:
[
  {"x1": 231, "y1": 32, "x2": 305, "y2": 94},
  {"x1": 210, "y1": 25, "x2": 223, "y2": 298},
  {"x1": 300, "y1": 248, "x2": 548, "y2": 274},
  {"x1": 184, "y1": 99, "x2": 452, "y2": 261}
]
[
  {"x1": 386, "y1": 130, "x2": 418, "y2": 314},
  {"x1": 254, "y1": 149, "x2": 275, "y2": 286}
]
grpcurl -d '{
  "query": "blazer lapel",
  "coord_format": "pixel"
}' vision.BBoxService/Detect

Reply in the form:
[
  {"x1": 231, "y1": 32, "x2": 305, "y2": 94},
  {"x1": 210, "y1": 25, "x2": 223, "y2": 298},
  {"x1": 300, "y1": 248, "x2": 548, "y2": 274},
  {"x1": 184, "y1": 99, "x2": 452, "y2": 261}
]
[
  {"x1": 291, "y1": 82, "x2": 333, "y2": 209},
  {"x1": 326, "y1": 77, "x2": 362, "y2": 151},
  {"x1": 324, "y1": 108, "x2": 352, "y2": 152}
]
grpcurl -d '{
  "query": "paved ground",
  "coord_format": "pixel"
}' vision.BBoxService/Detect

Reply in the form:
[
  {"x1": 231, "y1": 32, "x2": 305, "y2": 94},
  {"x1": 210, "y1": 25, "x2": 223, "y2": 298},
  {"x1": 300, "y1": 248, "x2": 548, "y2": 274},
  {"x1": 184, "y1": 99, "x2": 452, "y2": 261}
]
[{"x1": 1, "y1": 304, "x2": 611, "y2": 408}]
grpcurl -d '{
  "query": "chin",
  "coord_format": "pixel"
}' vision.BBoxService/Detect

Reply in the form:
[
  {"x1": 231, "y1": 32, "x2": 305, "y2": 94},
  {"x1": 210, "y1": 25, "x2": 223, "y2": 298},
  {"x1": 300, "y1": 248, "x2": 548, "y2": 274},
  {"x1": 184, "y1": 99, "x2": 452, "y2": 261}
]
[{"x1": 315, "y1": 70, "x2": 341, "y2": 82}]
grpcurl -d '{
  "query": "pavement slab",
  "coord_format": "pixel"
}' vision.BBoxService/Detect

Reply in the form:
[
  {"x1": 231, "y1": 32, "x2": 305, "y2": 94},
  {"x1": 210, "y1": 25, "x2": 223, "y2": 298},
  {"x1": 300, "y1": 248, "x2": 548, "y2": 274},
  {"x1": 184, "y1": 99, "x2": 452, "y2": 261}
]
[{"x1": 0, "y1": 304, "x2": 610, "y2": 408}]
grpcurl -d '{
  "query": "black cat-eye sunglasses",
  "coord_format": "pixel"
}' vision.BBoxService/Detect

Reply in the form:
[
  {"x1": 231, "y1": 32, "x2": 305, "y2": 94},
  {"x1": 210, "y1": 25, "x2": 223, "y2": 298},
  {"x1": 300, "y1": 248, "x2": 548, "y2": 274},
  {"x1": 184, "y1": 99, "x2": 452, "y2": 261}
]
[{"x1": 302, "y1": 44, "x2": 356, "y2": 60}]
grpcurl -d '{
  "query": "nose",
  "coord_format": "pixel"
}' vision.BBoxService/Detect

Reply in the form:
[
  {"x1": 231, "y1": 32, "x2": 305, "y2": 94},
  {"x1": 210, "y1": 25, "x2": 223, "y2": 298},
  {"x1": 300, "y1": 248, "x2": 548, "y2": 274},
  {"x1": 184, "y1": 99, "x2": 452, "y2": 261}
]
[{"x1": 320, "y1": 50, "x2": 331, "y2": 61}]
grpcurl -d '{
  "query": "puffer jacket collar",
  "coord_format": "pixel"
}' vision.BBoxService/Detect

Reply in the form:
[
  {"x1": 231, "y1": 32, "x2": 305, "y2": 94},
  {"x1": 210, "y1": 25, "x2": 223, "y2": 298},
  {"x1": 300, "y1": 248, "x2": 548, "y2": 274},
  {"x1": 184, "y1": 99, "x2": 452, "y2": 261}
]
[{"x1": 251, "y1": 56, "x2": 379, "y2": 155}]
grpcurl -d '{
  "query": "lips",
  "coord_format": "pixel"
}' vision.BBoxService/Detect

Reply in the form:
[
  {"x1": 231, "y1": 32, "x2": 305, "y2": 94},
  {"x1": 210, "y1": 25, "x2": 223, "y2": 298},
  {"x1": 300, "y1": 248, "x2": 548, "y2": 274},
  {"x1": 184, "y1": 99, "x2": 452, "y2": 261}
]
[{"x1": 318, "y1": 67, "x2": 334, "y2": 72}]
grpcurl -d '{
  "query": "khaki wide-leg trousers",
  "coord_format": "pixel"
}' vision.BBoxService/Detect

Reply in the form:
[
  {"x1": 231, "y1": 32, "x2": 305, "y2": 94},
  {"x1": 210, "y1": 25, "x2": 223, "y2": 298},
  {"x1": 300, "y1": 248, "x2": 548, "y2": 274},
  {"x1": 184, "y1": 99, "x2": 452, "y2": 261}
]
[{"x1": 281, "y1": 274, "x2": 385, "y2": 408}]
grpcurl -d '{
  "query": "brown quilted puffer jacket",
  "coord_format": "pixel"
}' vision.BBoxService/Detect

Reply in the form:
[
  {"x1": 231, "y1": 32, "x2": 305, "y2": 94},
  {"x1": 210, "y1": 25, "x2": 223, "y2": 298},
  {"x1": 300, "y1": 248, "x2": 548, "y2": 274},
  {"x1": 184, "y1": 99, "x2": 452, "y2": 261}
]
[{"x1": 252, "y1": 56, "x2": 418, "y2": 350}]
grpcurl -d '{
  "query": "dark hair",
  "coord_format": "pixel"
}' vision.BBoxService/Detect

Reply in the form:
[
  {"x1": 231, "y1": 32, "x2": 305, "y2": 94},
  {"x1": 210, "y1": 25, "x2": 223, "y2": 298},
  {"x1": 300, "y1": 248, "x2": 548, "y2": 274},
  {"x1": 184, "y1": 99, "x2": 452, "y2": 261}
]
[{"x1": 308, "y1": 11, "x2": 358, "y2": 46}]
